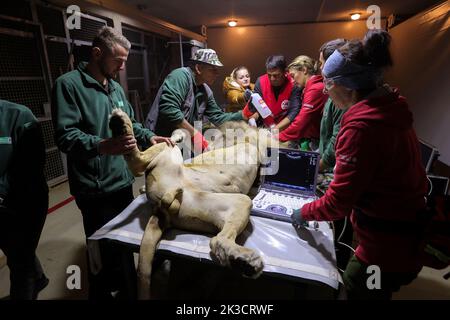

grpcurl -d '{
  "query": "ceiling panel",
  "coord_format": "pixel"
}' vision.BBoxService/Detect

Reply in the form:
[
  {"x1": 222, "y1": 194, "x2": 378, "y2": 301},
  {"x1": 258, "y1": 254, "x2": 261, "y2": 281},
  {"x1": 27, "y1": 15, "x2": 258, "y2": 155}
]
[{"x1": 124, "y1": 0, "x2": 444, "y2": 29}]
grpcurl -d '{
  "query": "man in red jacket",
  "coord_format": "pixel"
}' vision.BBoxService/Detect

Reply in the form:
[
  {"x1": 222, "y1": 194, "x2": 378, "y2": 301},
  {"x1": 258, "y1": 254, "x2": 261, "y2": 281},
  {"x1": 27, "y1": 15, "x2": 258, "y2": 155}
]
[
  {"x1": 242, "y1": 55, "x2": 302, "y2": 131},
  {"x1": 292, "y1": 30, "x2": 428, "y2": 299}
]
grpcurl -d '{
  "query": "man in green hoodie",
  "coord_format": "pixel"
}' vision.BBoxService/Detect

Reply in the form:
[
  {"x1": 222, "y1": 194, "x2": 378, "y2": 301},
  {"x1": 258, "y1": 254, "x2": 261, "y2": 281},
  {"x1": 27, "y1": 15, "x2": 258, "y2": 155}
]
[
  {"x1": 52, "y1": 26, "x2": 172, "y2": 299},
  {"x1": 0, "y1": 99, "x2": 49, "y2": 299},
  {"x1": 145, "y1": 48, "x2": 247, "y2": 152}
]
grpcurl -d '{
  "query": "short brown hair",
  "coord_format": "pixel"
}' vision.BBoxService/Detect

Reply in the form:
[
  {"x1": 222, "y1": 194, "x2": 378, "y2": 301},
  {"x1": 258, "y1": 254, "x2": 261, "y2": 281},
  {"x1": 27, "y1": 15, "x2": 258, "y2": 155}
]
[{"x1": 92, "y1": 26, "x2": 131, "y2": 53}]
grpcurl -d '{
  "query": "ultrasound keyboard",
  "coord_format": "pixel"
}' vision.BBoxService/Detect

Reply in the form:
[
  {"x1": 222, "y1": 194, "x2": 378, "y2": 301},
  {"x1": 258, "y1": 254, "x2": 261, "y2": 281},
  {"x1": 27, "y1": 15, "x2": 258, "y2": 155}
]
[{"x1": 251, "y1": 189, "x2": 316, "y2": 222}]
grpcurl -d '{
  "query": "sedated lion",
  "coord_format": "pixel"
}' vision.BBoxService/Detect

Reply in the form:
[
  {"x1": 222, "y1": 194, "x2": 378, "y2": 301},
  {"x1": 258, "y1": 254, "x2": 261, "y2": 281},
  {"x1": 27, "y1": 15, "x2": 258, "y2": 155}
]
[{"x1": 109, "y1": 109, "x2": 277, "y2": 299}]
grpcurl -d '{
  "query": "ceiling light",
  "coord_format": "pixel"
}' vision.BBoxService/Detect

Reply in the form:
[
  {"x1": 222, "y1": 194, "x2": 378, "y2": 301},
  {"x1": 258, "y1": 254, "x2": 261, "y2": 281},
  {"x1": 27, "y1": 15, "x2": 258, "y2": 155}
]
[
  {"x1": 228, "y1": 20, "x2": 238, "y2": 27},
  {"x1": 350, "y1": 13, "x2": 361, "y2": 20}
]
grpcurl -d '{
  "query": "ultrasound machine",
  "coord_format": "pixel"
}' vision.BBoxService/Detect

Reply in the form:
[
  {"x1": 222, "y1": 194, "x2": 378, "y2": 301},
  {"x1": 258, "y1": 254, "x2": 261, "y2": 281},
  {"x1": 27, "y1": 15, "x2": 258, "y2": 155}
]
[{"x1": 251, "y1": 148, "x2": 320, "y2": 223}]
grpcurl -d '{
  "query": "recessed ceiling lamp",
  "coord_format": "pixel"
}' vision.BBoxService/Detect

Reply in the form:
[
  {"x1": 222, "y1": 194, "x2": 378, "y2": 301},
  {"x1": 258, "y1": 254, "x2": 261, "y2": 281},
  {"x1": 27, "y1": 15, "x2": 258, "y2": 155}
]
[
  {"x1": 350, "y1": 13, "x2": 361, "y2": 20},
  {"x1": 228, "y1": 20, "x2": 238, "y2": 27}
]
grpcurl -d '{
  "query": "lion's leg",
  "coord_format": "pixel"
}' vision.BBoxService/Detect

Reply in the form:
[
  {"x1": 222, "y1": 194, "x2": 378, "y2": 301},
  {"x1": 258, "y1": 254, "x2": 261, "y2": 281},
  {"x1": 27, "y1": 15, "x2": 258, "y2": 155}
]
[
  {"x1": 109, "y1": 109, "x2": 168, "y2": 176},
  {"x1": 209, "y1": 195, "x2": 264, "y2": 278},
  {"x1": 171, "y1": 192, "x2": 264, "y2": 278},
  {"x1": 109, "y1": 109, "x2": 147, "y2": 175},
  {"x1": 137, "y1": 213, "x2": 165, "y2": 300}
]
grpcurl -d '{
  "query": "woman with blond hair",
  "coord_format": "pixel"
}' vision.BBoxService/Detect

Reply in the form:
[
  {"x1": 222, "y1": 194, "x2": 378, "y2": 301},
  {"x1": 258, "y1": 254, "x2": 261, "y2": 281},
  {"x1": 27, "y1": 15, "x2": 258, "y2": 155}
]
[
  {"x1": 222, "y1": 66, "x2": 255, "y2": 112},
  {"x1": 274, "y1": 55, "x2": 328, "y2": 150}
]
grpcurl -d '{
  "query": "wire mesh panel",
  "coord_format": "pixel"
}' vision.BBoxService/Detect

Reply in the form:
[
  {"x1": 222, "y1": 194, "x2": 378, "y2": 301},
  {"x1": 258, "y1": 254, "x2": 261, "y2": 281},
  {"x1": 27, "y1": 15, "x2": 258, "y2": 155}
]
[
  {"x1": 0, "y1": 33, "x2": 43, "y2": 77},
  {"x1": 72, "y1": 44, "x2": 91, "y2": 68},
  {"x1": 89, "y1": 12, "x2": 114, "y2": 27},
  {"x1": 44, "y1": 148, "x2": 66, "y2": 182},
  {"x1": 144, "y1": 33, "x2": 171, "y2": 116},
  {"x1": 0, "y1": 80, "x2": 47, "y2": 117},
  {"x1": 128, "y1": 90, "x2": 144, "y2": 123},
  {"x1": 127, "y1": 51, "x2": 144, "y2": 78},
  {"x1": 46, "y1": 40, "x2": 69, "y2": 83},
  {"x1": 37, "y1": 4, "x2": 66, "y2": 38},
  {"x1": 2, "y1": 0, "x2": 33, "y2": 21},
  {"x1": 69, "y1": 16, "x2": 106, "y2": 42},
  {"x1": 0, "y1": 6, "x2": 127, "y2": 187},
  {"x1": 123, "y1": 27, "x2": 141, "y2": 44},
  {"x1": 1, "y1": 6, "x2": 178, "y2": 186},
  {"x1": 127, "y1": 79, "x2": 146, "y2": 104},
  {"x1": 40, "y1": 119, "x2": 56, "y2": 150},
  {"x1": 155, "y1": 37, "x2": 171, "y2": 78},
  {"x1": 144, "y1": 34, "x2": 154, "y2": 52}
]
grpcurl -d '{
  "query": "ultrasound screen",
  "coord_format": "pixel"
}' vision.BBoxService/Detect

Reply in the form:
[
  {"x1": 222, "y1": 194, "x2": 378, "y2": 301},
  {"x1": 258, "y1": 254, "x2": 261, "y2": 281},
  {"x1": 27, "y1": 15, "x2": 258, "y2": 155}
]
[{"x1": 264, "y1": 149, "x2": 319, "y2": 192}]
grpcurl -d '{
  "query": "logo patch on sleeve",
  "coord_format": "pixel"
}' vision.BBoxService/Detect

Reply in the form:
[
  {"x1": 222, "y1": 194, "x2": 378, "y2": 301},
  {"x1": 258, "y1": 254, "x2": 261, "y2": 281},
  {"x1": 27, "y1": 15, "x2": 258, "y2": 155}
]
[
  {"x1": 338, "y1": 154, "x2": 357, "y2": 165},
  {"x1": 0, "y1": 137, "x2": 12, "y2": 144}
]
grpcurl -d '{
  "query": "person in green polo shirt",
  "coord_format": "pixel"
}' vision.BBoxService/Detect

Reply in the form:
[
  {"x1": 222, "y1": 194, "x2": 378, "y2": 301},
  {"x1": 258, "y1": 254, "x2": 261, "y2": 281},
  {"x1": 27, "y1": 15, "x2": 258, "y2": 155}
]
[
  {"x1": 317, "y1": 38, "x2": 353, "y2": 272},
  {"x1": 52, "y1": 26, "x2": 172, "y2": 300},
  {"x1": 145, "y1": 48, "x2": 248, "y2": 152},
  {"x1": 318, "y1": 38, "x2": 348, "y2": 172},
  {"x1": 0, "y1": 99, "x2": 49, "y2": 299}
]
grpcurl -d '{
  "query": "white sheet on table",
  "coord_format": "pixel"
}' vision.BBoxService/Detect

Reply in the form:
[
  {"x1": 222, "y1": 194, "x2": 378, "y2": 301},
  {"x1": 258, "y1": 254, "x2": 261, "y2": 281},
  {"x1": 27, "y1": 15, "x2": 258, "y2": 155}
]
[{"x1": 88, "y1": 194, "x2": 341, "y2": 289}]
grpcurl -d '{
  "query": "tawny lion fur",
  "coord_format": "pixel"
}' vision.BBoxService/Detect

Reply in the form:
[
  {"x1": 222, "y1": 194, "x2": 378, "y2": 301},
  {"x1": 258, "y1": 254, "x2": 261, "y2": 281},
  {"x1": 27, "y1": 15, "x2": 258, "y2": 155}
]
[{"x1": 109, "y1": 109, "x2": 276, "y2": 299}]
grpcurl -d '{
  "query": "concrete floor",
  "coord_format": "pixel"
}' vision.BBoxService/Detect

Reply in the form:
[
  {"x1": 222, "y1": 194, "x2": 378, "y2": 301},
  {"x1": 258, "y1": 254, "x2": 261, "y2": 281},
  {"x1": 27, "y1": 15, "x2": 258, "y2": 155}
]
[{"x1": 1, "y1": 177, "x2": 449, "y2": 300}]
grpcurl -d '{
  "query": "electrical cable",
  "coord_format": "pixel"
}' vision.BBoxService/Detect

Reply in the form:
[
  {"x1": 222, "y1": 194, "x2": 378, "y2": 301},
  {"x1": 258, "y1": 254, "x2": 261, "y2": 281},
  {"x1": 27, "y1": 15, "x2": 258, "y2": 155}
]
[
  {"x1": 337, "y1": 241, "x2": 355, "y2": 253},
  {"x1": 337, "y1": 216, "x2": 347, "y2": 243},
  {"x1": 427, "y1": 175, "x2": 433, "y2": 196}
]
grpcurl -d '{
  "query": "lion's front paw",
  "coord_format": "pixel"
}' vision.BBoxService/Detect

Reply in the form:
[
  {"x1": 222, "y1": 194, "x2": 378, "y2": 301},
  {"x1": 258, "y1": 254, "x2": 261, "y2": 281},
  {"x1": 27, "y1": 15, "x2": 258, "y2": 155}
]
[
  {"x1": 210, "y1": 237, "x2": 264, "y2": 278},
  {"x1": 109, "y1": 109, "x2": 133, "y2": 137}
]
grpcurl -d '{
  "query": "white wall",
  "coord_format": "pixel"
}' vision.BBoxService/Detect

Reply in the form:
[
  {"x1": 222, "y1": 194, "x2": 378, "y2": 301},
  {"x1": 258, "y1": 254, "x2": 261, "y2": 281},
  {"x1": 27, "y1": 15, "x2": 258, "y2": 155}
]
[
  {"x1": 385, "y1": 2, "x2": 450, "y2": 164},
  {"x1": 207, "y1": 20, "x2": 371, "y2": 105}
]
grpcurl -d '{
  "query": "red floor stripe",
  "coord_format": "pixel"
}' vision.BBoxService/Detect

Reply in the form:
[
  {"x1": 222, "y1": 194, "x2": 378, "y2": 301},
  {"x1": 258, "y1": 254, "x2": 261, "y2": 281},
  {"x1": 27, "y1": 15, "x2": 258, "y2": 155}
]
[{"x1": 47, "y1": 196, "x2": 75, "y2": 214}]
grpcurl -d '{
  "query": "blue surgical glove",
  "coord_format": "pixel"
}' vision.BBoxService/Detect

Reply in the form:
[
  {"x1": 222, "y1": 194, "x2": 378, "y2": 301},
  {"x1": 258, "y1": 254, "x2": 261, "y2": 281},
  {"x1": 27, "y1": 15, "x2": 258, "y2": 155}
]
[{"x1": 291, "y1": 208, "x2": 308, "y2": 229}]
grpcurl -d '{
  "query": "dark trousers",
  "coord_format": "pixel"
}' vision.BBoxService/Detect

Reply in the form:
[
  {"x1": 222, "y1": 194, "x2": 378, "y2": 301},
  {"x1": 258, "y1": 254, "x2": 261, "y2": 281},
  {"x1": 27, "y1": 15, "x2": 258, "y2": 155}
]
[
  {"x1": 0, "y1": 197, "x2": 48, "y2": 300},
  {"x1": 334, "y1": 218, "x2": 354, "y2": 271},
  {"x1": 343, "y1": 255, "x2": 419, "y2": 300},
  {"x1": 75, "y1": 185, "x2": 137, "y2": 300}
]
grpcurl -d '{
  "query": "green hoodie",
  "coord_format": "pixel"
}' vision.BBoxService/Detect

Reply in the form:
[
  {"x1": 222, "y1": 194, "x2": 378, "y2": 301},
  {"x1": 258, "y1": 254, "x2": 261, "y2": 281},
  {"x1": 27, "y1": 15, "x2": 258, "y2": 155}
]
[
  {"x1": 0, "y1": 100, "x2": 48, "y2": 206},
  {"x1": 153, "y1": 67, "x2": 244, "y2": 137},
  {"x1": 52, "y1": 62, "x2": 155, "y2": 198},
  {"x1": 319, "y1": 98, "x2": 346, "y2": 169}
]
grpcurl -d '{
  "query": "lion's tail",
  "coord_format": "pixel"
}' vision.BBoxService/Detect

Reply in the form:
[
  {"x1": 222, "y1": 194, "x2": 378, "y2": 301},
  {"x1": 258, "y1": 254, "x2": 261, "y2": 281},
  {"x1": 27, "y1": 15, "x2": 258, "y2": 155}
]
[{"x1": 137, "y1": 213, "x2": 165, "y2": 300}]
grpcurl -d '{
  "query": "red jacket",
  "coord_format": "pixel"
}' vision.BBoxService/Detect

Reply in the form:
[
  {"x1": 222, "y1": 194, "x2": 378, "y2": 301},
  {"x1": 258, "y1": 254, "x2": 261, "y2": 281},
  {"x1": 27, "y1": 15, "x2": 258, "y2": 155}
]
[
  {"x1": 302, "y1": 88, "x2": 428, "y2": 272},
  {"x1": 260, "y1": 73, "x2": 294, "y2": 126},
  {"x1": 279, "y1": 75, "x2": 328, "y2": 142}
]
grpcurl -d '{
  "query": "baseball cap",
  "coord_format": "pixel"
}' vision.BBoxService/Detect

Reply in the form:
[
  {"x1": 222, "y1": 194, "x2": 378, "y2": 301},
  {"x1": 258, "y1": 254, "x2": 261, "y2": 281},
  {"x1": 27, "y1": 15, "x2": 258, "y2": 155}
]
[{"x1": 191, "y1": 48, "x2": 224, "y2": 67}]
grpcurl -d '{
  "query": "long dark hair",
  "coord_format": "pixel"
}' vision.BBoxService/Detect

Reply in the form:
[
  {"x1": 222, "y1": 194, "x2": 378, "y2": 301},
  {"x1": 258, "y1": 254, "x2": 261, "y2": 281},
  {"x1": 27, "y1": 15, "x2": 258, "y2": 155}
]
[
  {"x1": 337, "y1": 29, "x2": 392, "y2": 95},
  {"x1": 338, "y1": 29, "x2": 393, "y2": 69}
]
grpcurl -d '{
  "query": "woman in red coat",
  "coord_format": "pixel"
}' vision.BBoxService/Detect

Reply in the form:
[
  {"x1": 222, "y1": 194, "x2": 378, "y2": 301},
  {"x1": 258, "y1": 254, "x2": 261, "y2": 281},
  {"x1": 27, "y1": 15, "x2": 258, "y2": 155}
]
[
  {"x1": 292, "y1": 30, "x2": 428, "y2": 299},
  {"x1": 275, "y1": 55, "x2": 328, "y2": 150}
]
